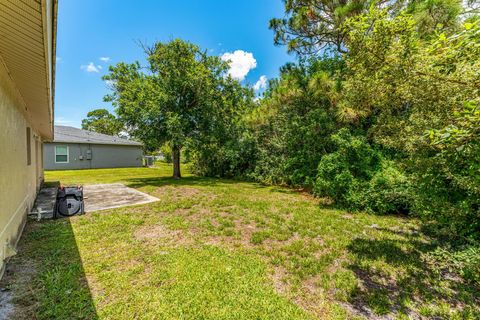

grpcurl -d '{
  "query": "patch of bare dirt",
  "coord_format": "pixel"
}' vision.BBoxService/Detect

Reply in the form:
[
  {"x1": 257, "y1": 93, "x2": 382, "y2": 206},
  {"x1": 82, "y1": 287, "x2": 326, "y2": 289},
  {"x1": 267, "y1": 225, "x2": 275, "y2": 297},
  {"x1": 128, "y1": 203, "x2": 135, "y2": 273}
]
[
  {"x1": 172, "y1": 208, "x2": 191, "y2": 216},
  {"x1": 155, "y1": 185, "x2": 197, "y2": 196},
  {"x1": 262, "y1": 232, "x2": 301, "y2": 249},
  {"x1": 292, "y1": 274, "x2": 336, "y2": 319},
  {"x1": 339, "y1": 302, "x2": 398, "y2": 320},
  {"x1": 204, "y1": 235, "x2": 227, "y2": 247},
  {"x1": 134, "y1": 224, "x2": 192, "y2": 246},
  {"x1": 0, "y1": 260, "x2": 38, "y2": 320},
  {"x1": 85, "y1": 273, "x2": 105, "y2": 305},
  {"x1": 203, "y1": 219, "x2": 260, "y2": 249},
  {"x1": 0, "y1": 290, "x2": 14, "y2": 320},
  {"x1": 270, "y1": 266, "x2": 290, "y2": 295},
  {"x1": 240, "y1": 221, "x2": 259, "y2": 241},
  {"x1": 210, "y1": 219, "x2": 221, "y2": 228},
  {"x1": 154, "y1": 186, "x2": 216, "y2": 201},
  {"x1": 173, "y1": 207, "x2": 215, "y2": 227},
  {"x1": 270, "y1": 189, "x2": 328, "y2": 206},
  {"x1": 268, "y1": 265, "x2": 334, "y2": 318},
  {"x1": 218, "y1": 211, "x2": 232, "y2": 218}
]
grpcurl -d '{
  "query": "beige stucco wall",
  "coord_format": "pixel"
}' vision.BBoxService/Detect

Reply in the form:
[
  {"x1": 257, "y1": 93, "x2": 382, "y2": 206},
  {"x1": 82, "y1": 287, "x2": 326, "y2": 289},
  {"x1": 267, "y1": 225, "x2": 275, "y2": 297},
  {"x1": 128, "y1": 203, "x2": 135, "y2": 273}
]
[{"x1": 0, "y1": 60, "x2": 43, "y2": 276}]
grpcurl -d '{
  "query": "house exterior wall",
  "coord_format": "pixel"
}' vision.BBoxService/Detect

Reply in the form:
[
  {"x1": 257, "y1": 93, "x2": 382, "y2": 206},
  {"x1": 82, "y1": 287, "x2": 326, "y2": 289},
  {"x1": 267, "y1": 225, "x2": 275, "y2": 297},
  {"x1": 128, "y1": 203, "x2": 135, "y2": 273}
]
[
  {"x1": 90, "y1": 144, "x2": 143, "y2": 168},
  {"x1": 43, "y1": 143, "x2": 143, "y2": 170},
  {"x1": 0, "y1": 59, "x2": 43, "y2": 276}
]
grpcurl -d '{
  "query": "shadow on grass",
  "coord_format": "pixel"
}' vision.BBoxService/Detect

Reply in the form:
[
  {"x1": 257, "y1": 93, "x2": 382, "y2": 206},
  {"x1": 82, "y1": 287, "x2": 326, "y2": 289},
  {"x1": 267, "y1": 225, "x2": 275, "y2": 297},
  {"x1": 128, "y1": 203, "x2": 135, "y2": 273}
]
[
  {"x1": 125, "y1": 175, "x2": 253, "y2": 189},
  {"x1": 0, "y1": 218, "x2": 97, "y2": 319},
  {"x1": 346, "y1": 232, "x2": 480, "y2": 317}
]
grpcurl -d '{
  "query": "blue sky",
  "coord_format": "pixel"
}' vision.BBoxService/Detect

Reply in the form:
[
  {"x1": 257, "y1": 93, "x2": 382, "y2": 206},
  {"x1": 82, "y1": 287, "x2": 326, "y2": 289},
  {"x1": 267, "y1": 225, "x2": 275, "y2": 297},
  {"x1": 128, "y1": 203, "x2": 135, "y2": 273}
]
[{"x1": 54, "y1": 1, "x2": 293, "y2": 128}]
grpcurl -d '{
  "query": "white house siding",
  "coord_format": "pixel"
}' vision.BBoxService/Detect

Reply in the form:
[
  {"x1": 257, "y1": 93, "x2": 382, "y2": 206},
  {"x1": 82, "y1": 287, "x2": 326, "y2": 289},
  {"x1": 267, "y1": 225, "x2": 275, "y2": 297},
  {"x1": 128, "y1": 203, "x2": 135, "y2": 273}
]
[{"x1": 0, "y1": 58, "x2": 43, "y2": 277}]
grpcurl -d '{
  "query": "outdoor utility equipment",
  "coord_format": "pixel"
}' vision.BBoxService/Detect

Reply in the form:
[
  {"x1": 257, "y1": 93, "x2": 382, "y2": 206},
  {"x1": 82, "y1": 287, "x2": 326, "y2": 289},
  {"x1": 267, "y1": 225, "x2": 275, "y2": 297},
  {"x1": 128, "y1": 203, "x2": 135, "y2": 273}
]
[
  {"x1": 54, "y1": 185, "x2": 85, "y2": 218},
  {"x1": 144, "y1": 156, "x2": 154, "y2": 167}
]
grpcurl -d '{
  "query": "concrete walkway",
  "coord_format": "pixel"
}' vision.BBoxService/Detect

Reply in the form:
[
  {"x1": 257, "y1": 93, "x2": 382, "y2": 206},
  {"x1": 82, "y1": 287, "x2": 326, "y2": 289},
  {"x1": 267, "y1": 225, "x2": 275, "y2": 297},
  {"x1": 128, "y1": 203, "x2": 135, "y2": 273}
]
[{"x1": 30, "y1": 186, "x2": 57, "y2": 219}]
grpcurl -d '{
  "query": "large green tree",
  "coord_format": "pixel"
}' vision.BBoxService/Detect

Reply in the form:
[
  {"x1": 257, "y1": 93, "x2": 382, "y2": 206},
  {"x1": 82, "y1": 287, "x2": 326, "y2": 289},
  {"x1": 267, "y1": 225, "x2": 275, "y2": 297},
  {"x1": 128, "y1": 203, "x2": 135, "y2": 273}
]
[
  {"x1": 81, "y1": 108, "x2": 123, "y2": 136},
  {"x1": 342, "y1": 9, "x2": 479, "y2": 152},
  {"x1": 103, "y1": 39, "x2": 250, "y2": 178},
  {"x1": 269, "y1": 0, "x2": 466, "y2": 55}
]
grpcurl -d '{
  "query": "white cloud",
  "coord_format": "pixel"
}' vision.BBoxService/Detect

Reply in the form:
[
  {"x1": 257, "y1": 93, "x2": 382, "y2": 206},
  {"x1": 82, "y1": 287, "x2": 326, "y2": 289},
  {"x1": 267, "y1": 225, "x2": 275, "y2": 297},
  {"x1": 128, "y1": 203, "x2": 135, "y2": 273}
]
[
  {"x1": 99, "y1": 56, "x2": 110, "y2": 62},
  {"x1": 221, "y1": 50, "x2": 257, "y2": 81},
  {"x1": 253, "y1": 75, "x2": 268, "y2": 91},
  {"x1": 81, "y1": 62, "x2": 100, "y2": 73}
]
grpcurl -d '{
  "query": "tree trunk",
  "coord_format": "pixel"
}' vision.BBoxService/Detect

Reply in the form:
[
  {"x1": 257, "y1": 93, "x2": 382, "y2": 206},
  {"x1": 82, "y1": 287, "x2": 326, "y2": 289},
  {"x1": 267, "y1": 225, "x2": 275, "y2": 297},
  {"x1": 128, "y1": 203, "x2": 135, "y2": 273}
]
[{"x1": 172, "y1": 145, "x2": 181, "y2": 179}]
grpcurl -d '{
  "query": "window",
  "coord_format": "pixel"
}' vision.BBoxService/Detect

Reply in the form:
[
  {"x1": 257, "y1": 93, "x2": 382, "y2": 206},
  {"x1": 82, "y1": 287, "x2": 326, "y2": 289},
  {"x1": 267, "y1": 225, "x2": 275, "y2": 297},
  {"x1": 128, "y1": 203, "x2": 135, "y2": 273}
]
[
  {"x1": 55, "y1": 145, "x2": 69, "y2": 163},
  {"x1": 26, "y1": 127, "x2": 31, "y2": 165}
]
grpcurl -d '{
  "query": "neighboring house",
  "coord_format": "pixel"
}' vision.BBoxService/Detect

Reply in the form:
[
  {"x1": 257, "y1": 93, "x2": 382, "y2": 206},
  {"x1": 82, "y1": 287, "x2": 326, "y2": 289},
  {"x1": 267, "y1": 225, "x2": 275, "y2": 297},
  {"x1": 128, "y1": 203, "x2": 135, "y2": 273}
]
[
  {"x1": 0, "y1": 1, "x2": 57, "y2": 275},
  {"x1": 44, "y1": 126, "x2": 144, "y2": 170}
]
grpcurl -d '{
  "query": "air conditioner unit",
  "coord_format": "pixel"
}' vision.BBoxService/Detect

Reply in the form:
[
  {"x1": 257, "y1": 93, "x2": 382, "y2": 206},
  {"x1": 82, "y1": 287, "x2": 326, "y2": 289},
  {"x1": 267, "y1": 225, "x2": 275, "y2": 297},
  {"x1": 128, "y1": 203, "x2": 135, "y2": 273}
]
[{"x1": 54, "y1": 186, "x2": 85, "y2": 218}]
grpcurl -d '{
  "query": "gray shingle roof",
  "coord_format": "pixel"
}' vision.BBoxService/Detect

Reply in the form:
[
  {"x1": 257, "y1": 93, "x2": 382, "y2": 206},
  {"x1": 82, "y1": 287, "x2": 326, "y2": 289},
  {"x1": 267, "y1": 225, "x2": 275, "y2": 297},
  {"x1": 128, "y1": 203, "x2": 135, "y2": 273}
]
[{"x1": 53, "y1": 126, "x2": 143, "y2": 146}]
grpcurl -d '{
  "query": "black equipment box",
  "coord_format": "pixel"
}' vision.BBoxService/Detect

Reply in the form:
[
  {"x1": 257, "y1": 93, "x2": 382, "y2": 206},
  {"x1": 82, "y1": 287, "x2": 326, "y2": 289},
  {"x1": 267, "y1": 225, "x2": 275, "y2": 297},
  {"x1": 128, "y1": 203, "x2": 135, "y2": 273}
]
[{"x1": 54, "y1": 186, "x2": 85, "y2": 218}]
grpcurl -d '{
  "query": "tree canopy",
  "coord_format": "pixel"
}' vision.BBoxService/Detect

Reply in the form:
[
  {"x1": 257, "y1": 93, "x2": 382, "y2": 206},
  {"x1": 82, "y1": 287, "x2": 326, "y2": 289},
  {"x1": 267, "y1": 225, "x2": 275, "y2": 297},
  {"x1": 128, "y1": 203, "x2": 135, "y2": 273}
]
[
  {"x1": 269, "y1": 0, "x2": 472, "y2": 55},
  {"x1": 81, "y1": 108, "x2": 123, "y2": 136},
  {"x1": 103, "y1": 39, "x2": 253, "y2": 178}
]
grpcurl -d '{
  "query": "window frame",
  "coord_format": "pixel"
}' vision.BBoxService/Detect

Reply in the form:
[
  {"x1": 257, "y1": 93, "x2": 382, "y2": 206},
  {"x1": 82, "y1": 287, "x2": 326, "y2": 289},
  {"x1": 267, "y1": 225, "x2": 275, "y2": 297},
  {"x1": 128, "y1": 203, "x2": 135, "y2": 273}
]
[{"x1": 55, "y1": 145, "x2": 69, "y2": 163}]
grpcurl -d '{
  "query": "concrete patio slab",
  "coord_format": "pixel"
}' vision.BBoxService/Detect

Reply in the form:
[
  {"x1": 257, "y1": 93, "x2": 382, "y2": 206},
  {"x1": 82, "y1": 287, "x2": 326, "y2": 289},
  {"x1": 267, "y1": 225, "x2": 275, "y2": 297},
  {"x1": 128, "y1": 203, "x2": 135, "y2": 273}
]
[{"x1": 83, "y1": 183, "x2": 159, "y2": 212}]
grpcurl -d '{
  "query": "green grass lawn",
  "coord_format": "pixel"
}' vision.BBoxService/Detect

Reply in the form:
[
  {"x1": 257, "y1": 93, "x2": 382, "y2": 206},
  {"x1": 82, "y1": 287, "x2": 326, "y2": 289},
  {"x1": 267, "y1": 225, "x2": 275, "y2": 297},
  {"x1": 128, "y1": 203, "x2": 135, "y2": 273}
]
[{"x1": 3, "y1": 163, "x2": 478, "y2": 319}]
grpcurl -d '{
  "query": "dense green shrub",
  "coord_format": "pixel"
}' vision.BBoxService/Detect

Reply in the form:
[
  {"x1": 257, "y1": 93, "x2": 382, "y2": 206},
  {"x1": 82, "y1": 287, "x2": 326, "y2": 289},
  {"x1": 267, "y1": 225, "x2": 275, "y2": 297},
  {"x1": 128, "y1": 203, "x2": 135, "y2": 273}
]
[
  {"x1": 251, "y1": 105, "x2": 336, "y2": 186},
  {"x1": 313, "y1": 129, "x2": 412, "y2": 214},
  {"x1": 313, "y1": 129, "x2": 380, "y2": 207},
  {"x1": 342, "y1": 13, "x2": 480, "y2": 238},
  {"x1": 410, "y1": 100, "x2": 480, "y2": 239},
  {"x1": 361, "y1": 162, "x2": 412, "y2": 215},
  {"x1": 191, "y1": 132, "x2": 257, "y2": 178},
  {"x1": 249, "y1": 58, "x2": 342, "y2": 187}
]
